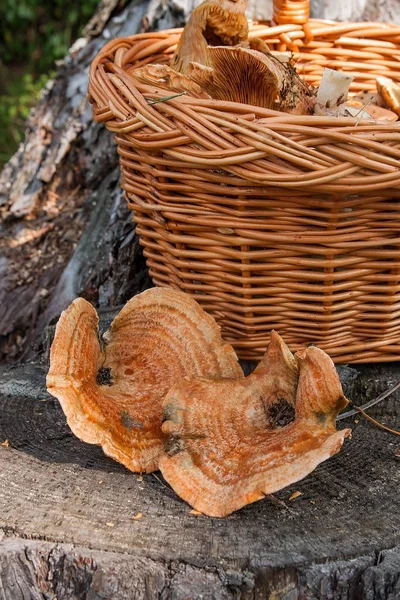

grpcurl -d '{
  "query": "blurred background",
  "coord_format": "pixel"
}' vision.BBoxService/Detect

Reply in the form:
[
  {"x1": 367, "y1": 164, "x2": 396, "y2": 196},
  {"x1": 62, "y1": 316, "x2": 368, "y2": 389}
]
[
  {"x1": 0, "y1": 0, "x2": 99, "y2": 168},
  {"x1": 1, "y1": 0, "x2": 387, "y2": 170}
]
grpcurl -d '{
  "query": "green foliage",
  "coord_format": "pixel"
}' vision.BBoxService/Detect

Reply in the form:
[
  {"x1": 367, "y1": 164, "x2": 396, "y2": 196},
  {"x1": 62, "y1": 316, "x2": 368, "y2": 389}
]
[
  {"x1": 0, "y1": 72, "x2": 52, "y2": 166},
  {"x1": 0, "y1": 0, "x2": 99, "y2": 167},
  {"x1": 0, "y1": 0, "x2": 98, "y2": 74}
]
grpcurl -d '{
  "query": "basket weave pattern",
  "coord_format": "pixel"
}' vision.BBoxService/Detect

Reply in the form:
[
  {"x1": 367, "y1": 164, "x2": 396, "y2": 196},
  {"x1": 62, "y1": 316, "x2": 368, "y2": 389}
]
[{"x1": 89, "y1": 12, "x2": 400, "y2": 363}]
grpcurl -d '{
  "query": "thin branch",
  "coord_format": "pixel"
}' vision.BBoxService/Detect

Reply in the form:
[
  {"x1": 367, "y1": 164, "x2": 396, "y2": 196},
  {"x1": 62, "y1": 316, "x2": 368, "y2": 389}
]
[
  {"x1": 263, "y1": 493, "x2": 291, "y2": 511},
  {"x1": 152, "y1": 472, "x2": 169, "y2": 489},
  {"x1": 337, "y1": 381, "x2": 400, "y2": 421},
  {"x1": 355, "y1": 407, "x2": 400, "y2": 437}
]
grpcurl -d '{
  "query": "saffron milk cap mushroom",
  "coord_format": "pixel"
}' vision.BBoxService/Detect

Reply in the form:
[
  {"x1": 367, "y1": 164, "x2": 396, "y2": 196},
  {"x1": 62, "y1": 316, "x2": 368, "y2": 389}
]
[
  {"x1": 189, "y1": 46, "x2": 316, "y2": 113},
  {"x1": 160, "y1": 331, "x2": 351, "y2": 516},
  {"x1": 46, "y1": 288, "x2": 242, "y2": 473},
  {"x1": 341, "y1": 100, "x2": 397, "y2": 122},
  {"x1": 188, "y1": 46, "x2": 284, "y2": 108},
  {"x1": 376, "y1": 76, "x2": 400, "y2": 117},
  {"x1": 364, "y1": 104, "x2": 398, "y2": 122},
  {"x1": 171, "y1": 0, "x2": 249, "y2": 75}
]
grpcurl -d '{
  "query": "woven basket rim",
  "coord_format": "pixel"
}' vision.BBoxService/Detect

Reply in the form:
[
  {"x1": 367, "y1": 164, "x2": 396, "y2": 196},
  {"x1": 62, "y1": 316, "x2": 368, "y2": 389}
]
[{"x1": 89, "y1": 19, "x2": 400, "y2": 128}]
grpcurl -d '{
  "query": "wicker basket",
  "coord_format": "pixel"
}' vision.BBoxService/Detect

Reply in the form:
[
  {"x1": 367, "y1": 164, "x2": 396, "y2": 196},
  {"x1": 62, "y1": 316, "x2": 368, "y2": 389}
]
[{"x1": 89, "y1": 0, "x2": 400, "y2": 363}]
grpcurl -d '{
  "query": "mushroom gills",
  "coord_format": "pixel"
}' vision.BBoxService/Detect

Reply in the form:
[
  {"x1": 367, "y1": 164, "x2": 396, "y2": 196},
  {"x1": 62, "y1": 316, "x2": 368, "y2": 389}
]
[{"x1": 188, "y1": 46, "x2": 316, "y2": 112}]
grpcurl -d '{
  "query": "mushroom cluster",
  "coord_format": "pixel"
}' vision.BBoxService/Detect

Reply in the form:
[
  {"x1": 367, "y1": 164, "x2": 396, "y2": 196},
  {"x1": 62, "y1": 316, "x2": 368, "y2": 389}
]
[
  {"x1": 128, "y1": 0, "x2": 400, "y2": 121},
  {"x1": 130, "y1": 0, "x2": 317, "y2": 114},
  {"x1": 47, "y1": 288, "x2": 351, "y2": 517}
]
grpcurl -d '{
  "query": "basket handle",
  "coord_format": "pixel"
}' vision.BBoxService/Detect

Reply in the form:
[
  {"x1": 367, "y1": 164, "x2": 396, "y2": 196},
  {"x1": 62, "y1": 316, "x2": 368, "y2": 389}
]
[
  {"x1": 272, "y1": 0, "x2": 313, "y2": 48},
  {"x1": 273, "y1": 0, "x2": 310, "y2": 25}
]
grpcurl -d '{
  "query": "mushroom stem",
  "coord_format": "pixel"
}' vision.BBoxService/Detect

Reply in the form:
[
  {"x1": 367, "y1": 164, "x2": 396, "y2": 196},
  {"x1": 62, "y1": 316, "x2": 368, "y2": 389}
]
[{"x1": 314, "y1": 68, "x2": 354, "y2": 116}]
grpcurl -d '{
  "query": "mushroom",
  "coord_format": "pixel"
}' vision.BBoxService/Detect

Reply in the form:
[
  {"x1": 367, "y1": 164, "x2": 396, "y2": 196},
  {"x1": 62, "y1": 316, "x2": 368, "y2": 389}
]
[
  {"x1": 159, "y1": 331, "x2": 351, "y2": 516},
  {"x1": 376, "y1": 76, "x2": 400, "y2": 117},
  {"x1": 341, "y1": 101, "x2": 397, "y2": 122},
  {"x1": 171, "y1": 0, "x2": 249, "y2": 75},
  {"x1": 188, "y1": 46, "x2": 316, "y2": 113},
  {"x1": 352, "y1": 90, "x2": 386, "y2": 108},
  {"x1": 46, "y1": 288, "x2": 242, "y2": 473},
  {"x1": 187, "y1": 47, "x2": 282, "y2": 107},
  {"x1": 132, "y1": 64, "x2": 212, "y2": 99},
  {"x1": 365, "y1": 104, "x2": 398, "y2": 122},
  {"x1": 314, "y1": 68, "x2": 354, "y2": 116}
]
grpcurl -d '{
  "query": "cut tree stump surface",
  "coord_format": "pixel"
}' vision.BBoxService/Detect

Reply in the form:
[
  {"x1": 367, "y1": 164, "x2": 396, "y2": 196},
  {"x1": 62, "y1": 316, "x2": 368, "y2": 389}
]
[{"x1": 0, "y1": 362, "x2": 399, "y2": 598}]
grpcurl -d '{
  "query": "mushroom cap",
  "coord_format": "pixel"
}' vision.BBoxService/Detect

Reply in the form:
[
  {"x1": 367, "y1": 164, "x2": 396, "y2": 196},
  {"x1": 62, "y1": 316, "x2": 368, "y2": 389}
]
[
  {"x1": 352, "y1": 90, "x2": 386, "y2": 108},
  {"x1": 340, "y1": 100, "x2": 398, "y2": 122},
  {"x1": 46, "y1": 288, "x2": 242, "y2": 473},
  {"x1": 366, "y1": 104, "x2": 398, "y2": 122},
  {"x1": 171, "y1": 0, "x2": 249, "y2": 74},
  {"x1": 160, "y1": 331, "x2": 351, "y2": 516},
  {"x1": 376, "y1": 76, "x2": 400, "y2": 117}
]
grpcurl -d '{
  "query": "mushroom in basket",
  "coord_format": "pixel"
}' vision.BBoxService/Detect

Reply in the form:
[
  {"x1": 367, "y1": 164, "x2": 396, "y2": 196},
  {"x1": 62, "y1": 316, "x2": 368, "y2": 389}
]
[
  {"x1": 188, "y1": 45, "x2": 316, "y2": 112},
  {"x1": 171, "y1": 0, "x2": 250, "y2": 75},
  {"x1": 46, "y1": 288, "x2": 242, "y2": 473},
  {"x1": 376, "y1": 76, "x2": 400, "y2": 117}
]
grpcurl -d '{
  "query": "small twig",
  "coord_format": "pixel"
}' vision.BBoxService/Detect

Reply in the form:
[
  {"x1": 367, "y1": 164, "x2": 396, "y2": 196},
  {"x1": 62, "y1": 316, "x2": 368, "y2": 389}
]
[
  {"x1": 152, "y1": 472, "x2": 169, "y2": 489},
  {"x1": 145, "y1": 92, "x2": 186, "y2": 105},
  {"x1": 355, "y1": 407, "x2": 400, "y2": 437},
  {"x1": 264, "y1": 493, "x2": 291, "y2": 511},
  {"x1": 337, "y1": 381, "x2": 400, "y2": 421},
  {"x1": 353, "y1": 97, "x2": 373, "y2": 118}
]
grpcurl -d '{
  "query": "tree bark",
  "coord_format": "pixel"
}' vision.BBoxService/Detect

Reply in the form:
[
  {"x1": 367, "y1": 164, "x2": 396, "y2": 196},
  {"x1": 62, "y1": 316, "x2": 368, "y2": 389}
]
[{"x1": 310, "y1": 0, "x2": 400, "y2": 23}]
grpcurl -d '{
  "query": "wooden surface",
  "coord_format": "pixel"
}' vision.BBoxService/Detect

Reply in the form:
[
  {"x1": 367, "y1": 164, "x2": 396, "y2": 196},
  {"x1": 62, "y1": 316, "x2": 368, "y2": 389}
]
[{"x1": 0, "y1": 361, "x2": 399, "y2": 598}]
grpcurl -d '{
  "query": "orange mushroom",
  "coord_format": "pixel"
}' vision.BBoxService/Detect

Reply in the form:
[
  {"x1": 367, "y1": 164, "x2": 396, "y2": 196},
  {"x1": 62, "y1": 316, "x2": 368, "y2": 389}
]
[
  {"x1": 342, "y1": 100, "x2": 397, "y2": 122},
  {"x1": 364, "y1": 104, "x2": 398, "y2": 122},
  {"x1": 188, "y1": 46, "x2": 316, "y2": 113},
  {"x1": 159, "y1": 331, "x2": 351, "y2": 516},
  {"x1": 376, "y1": 76, "x2": 400, "y2": 117},
  {"x1": 131, "y1": 64, "x2": 212, "y2": 99},
  {"x1": 188, "y1": 46, "x2": 282, "y2": 107},
  {"x1": 171, "y1": 0, "x2": 249, "y2": 75},
  {"x1": 46, "y1": 288, "x2": 242, "y2": 473}
]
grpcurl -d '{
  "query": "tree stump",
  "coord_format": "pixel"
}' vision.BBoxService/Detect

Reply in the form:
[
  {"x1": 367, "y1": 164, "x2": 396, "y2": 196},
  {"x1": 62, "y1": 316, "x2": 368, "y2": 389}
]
[{"x1": 0, "y1": 361, "x2": 399, "y2": 598}]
